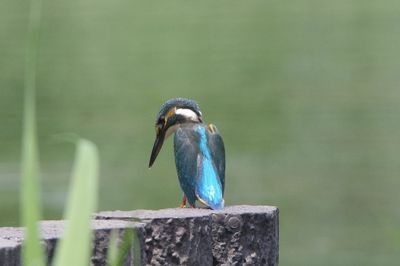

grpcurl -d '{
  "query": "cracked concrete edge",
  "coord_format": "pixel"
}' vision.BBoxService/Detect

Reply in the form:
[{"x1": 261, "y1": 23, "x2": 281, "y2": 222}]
[
  {"x1": 96, "y1": 205, "x2": 278, "y2": 221},
  {"x1": 0, "y1": 206, "x2": 279, "y2": 266},
  {"x1": 96, "y1": 205, "x2": 279, "y2": 266},
  {"x1": 0, "y1": 220, "x2": 145, "y2": 266},
  {"x1": 0, "y1": 237, "x2": 21, "y2": 266}
]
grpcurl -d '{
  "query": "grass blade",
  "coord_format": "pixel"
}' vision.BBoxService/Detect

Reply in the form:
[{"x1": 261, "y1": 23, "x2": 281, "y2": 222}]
[
  {"x1": 53, "y1": 139, "x2": 99, "y2": 266},
  {"x1": 20, "y1": 0, "x2": 45, "y2": 264},
  {"x1": 21, "y1": 78, "x2": 45, "y2": 266},
  {"x1": 106, "y1": 229, "x2": 135, "y2": 266}
]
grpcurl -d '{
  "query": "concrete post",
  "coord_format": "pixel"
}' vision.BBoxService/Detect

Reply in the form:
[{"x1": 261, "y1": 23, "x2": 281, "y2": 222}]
[
  {"x1": 0, "y1": 205, "x2": 278, "y2": 266},
  {"x1": 0, "y1": 220, "x2": 141, "y2": 266}
]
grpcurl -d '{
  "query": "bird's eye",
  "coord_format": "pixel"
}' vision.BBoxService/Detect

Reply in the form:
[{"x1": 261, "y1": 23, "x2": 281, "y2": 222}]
[{"x1": 158, "y1": 116, "x2": 165, "y2": 124}]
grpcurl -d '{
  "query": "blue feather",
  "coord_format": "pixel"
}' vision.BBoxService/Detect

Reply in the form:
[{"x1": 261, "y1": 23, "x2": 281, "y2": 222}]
[{"x1": 195, "y1": 127, "x2": 224, "y2": 209}]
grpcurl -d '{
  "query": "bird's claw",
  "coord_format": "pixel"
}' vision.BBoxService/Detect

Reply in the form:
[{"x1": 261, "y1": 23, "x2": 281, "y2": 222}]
[{"x1": 179, "y1": 195, "x2": 187, "y2": 208}]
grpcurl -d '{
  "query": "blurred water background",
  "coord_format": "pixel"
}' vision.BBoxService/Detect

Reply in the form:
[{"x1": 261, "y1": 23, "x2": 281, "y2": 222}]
[{"x1": 1, "y1": 1, "x2": 400, "y2": 265}]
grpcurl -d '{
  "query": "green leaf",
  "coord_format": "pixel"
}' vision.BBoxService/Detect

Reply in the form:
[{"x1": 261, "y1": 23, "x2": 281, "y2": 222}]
[
  {"x1": 53, "y1": 139, "x2": 99, "y2": 266},
  {"x1": 21, "y1": 75, "x2": 45, "y2": 266},
  {"x1": 20, "y1": 0, "x2": 45, "y2": 264},
  {"x1": 106, "y1": 229, "x2": 136, "y2": 266}
]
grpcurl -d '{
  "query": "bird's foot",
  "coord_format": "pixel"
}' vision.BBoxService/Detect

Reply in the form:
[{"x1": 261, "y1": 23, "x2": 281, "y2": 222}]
[{"x1": 179, "y1": 196, "x2": 187, "y2": 208}]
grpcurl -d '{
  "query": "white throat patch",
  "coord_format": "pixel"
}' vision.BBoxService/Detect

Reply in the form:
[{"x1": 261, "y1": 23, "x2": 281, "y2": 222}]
[
  {"x1": 164, "y1": 108, "x2": 200, "y2": 139},
  {"x1": 175, "y1": 108, "x2": 200, "y2": 122}
]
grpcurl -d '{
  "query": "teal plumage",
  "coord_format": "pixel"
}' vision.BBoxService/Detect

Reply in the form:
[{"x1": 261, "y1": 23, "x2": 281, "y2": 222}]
[
  {"x1": 174, "y1": 124, "x2": 225, "y2": 209},
  {"x1": 149, "y1": 98, "x2": 225, "y2": 210}
]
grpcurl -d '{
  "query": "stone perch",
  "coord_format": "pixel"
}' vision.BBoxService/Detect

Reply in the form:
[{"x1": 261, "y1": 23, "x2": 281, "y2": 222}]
[{"x1": 0, "y1": 205, "x2": 279, "y2": 266}]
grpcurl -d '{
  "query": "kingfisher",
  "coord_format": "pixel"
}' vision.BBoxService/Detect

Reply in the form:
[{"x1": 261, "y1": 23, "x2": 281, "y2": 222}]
[{"x1": 148, "y1": 98, "x2": 225, "y2": 210}]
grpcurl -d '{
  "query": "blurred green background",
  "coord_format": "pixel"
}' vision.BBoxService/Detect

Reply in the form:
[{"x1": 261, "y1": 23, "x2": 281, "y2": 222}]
[{"x1": 1, "y1": 0, "x2": 400, "y2": 265}]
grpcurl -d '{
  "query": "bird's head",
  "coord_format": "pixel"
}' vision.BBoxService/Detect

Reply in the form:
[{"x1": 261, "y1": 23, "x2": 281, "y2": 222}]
[{"x1": 148, "y1": 98, "x2": 202, "y2": 168}]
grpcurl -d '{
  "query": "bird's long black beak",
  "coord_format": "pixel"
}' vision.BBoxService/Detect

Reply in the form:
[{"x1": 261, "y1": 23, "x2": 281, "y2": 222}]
[{"x1": 148, "y1": 129, "x2": 166, "y2": 168}]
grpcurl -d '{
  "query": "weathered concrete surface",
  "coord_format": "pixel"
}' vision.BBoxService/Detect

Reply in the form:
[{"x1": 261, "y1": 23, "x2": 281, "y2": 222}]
[
  {"x1": 0, "y1": 237, "x2": 21, "y2": 266},
  {"x1": 97, "y1": 205, "x2": 279, "y2": 266},
  {"x1": 0, "y1": 227, "x2": 24, "y2": 266},
  {"x1": 0, "y1": 205, "x2": 278, "y2": 266},
  {"x1": 0, "y1": 220, "x2": 144, "y2": 266},
  {"x1": 210, "y1": 206, "x2": 279, "y2": 265}
]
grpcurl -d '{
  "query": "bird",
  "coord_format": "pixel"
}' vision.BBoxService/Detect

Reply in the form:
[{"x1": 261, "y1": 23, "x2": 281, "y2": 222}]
[{"x1": 148, "y1": 98, "x2": 225, "y2": 210}]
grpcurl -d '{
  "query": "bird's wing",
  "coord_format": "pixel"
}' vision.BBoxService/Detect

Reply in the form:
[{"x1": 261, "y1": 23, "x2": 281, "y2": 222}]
[
  {"x1": 174, "y1": 124, "x2": 225, "y2": 209},
  {"x1": 207, "y1": 124, "x2": 226, "y2": 195},
  {"x1": 173, "y1": 126, "x2": 200, "y2": 206}
]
